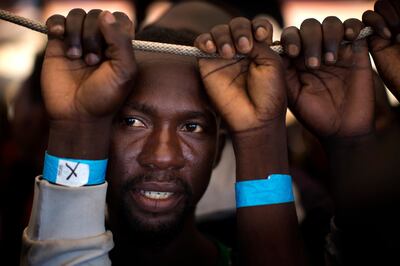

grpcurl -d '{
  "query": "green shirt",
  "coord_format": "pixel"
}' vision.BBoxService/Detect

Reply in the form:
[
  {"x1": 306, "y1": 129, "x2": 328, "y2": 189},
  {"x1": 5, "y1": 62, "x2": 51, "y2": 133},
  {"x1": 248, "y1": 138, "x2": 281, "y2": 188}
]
[{"x1": 214, "y1": 240, "x2": 232, "y2": 266}]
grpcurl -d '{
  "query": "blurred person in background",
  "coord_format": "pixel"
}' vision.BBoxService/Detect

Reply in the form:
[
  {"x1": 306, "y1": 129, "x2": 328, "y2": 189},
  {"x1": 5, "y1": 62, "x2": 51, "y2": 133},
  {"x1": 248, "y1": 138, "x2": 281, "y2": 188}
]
[{"x1": 0, "y1": 53, "x2": 48, "y2": 265}]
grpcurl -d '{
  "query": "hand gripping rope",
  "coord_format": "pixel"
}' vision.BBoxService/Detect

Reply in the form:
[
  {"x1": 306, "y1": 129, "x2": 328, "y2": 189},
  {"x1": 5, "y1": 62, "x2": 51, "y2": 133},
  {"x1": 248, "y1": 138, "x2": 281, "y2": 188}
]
[{"x1": 0, "y1": 8, "x2": 374, "y2": 59}]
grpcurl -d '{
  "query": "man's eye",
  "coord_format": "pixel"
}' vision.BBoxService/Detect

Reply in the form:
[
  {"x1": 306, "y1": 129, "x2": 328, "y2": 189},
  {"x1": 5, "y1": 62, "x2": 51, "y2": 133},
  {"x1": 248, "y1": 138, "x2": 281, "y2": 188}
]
[
  {"x1": 122, "y1": 117, "x2": 146, "y2": 128},
  {"x1": 181, "y1": 123, "x2": 203, "y2": 133}
]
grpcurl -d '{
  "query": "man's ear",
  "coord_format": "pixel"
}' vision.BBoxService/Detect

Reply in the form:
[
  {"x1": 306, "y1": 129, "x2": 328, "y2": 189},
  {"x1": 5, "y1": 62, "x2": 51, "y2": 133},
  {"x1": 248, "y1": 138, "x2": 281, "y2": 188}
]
[{"x1": 213, "y1": 129, "x2": 226, "y2": 169}]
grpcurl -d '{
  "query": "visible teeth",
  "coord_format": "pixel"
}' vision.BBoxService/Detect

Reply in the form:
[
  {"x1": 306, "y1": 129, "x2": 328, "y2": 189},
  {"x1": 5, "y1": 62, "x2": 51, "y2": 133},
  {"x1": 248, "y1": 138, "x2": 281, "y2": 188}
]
[{"x1": 140, "y1": 190, "x2": 174, "y2": 200}]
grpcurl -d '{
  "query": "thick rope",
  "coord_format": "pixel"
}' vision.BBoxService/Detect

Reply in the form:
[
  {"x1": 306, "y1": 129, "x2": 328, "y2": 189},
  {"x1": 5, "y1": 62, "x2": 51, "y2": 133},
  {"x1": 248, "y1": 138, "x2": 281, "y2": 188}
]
[{"x1": 0, "y1": 8, "x2": 374, "y2": 58}]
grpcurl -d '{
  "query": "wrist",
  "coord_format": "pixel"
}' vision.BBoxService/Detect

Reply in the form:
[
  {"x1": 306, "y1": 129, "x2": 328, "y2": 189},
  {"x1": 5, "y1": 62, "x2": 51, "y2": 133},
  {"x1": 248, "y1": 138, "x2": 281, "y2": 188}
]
[
  {"x1": 47, "y1": 119, "x2": 112, "y2": 160},
  {"x1": 231, "y1": 117, "x2": 289, "y2": 180},
  {"x1": 321, "y1": 131, "x2": 376, "y2": 154}
]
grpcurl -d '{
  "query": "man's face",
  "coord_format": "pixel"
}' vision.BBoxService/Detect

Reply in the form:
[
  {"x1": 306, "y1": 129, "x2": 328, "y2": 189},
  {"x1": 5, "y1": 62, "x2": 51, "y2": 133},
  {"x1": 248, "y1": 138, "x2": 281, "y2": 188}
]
[{"x1": 107, "y1": 53, "x2": 220, "y2": 240}]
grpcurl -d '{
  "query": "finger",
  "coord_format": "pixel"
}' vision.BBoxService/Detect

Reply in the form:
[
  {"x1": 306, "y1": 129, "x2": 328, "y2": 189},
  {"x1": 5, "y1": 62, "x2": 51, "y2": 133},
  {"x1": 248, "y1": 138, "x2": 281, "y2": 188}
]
[
  {"x1": 45, "y1": 14, "x2": 66, "y2": 57},
  {"x1": 252, "y1": 17, "x2": 273, "y2": 44},
  {"x1": 362, "y1": 10, "x2": 391, "y2": 39},
  {"x1": 281, "y1": 26, "x2": 301, "y2": 57},
  {"x1": 98, "y1": 11, "x2": 136, "y2": 83},
  {"x1": 65, "y1": 8, "x2": 86, "y2": 59},
  {"x1": 322, "y1": 16, "x2": 344, "y2": 64},
  {"x1": 375, "y1": 0, "x2": 400, "y2": 40},
  {"x1": 82, "y1": 9, "x2": 103, "y2": 65},
  {"x1": 343, "y1": 18, "x2": 364, "y2": 41},
  {"x1": 46, "y1": 14, "x2": 66, "y2": 39},
  {"x1": 194, "y1": 33, "x2": 216, "y2": 53},
  {"x1": 229, "y1": 17, "x2": 253, "y2": 54},
  {"x1": 300, "y1": 18, "x2": 322, "y2": 69},
  {"x1": 113, "y1": 11, "x2": 135, "y2": 40},
  {"x1": 210, "y1": 24, "x2": 235, "y2": 59}
]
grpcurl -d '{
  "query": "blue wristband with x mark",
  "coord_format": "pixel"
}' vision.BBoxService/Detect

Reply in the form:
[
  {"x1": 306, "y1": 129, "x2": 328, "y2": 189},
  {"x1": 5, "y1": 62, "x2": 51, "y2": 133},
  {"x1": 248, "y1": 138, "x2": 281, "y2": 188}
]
[{"x1": 43, "y1": 152, "x2": 108, "y2": 187}]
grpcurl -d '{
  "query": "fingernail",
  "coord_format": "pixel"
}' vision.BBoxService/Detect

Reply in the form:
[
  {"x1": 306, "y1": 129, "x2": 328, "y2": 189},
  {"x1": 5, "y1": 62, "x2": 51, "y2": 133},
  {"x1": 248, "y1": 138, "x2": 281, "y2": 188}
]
[
  {"x1": 383, "y1": 27, "x2": 392, "y2": 38},
  {"x1": 103, "y1": 11, "x2": 116, "y2": 24},
  {"x1": 205, "y1": 40, "x2": 215, "y2": 52},
  {"x1": 256, "y1": 27, "x2": 268, "y2": 40},
  {"x1": 67, "y1": 47, "x2": 82, "y2": 58},
  {"x1": 307, "y1": 57, "x2": 319, "y2": 68},
  {"x1": 345, "y1": 28, "x2": 355, "y2": 39},
  {"x1": 325, "y1": 52, "x2": 335, "y2": 63},
  {"x1": 85, "y1": 53, "x2": 100, "y2": 65},
  {"x1": 288, "y1": 44, "x2": 299, "y2": 56},
  {"x1": 238, "y1": 36, "x2": 251, "y2": 53},
  {"x1": 221, "y1": 43, "x2": 234, "y2": 58},
  {"x1": 49, "y1": 25, "x2": 64, "y2": 35}
]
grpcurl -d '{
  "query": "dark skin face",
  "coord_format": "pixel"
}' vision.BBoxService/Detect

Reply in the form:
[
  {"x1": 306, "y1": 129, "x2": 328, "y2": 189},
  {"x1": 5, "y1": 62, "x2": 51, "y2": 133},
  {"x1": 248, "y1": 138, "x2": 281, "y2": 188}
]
[{"x1": 106, "y1": 53, "x2": 221, "y2": 238}]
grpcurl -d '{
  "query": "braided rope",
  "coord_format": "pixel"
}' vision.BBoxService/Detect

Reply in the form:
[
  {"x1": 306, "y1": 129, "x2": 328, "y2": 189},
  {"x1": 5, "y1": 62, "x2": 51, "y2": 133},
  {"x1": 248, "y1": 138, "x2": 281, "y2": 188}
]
[{"x1": 0, "y1": 8, "x2": 374, "y2": 58}]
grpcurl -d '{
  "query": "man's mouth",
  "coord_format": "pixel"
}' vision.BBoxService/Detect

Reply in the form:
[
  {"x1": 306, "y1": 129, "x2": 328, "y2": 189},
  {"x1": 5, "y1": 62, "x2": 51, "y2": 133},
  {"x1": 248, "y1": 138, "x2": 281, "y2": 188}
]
[
  {"x1": 139, "y1": 190, "x2": 174, "y2": 200},
  {"x1": 129, "y1": 181, "x2": 187, "y2": 213}
]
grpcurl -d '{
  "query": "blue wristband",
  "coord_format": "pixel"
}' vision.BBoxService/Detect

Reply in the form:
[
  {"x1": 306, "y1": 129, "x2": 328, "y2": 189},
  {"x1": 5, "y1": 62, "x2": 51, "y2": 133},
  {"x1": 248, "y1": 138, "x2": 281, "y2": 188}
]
[
  {"x1": 43, "y1": 152, "x2": 108, "y2": 187},
  {"x1": 235, "y1": 174, "x2": 294, "y2": 208}
]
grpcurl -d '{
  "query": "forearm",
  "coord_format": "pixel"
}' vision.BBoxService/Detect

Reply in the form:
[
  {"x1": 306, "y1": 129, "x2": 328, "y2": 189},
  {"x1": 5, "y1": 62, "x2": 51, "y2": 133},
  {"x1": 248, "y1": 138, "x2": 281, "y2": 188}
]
[
  {"x1": 324, "y1": 133, "x2": 378, "y2": 210},
  {"x1": 47, "y1": 119, "x2": 112, "y2": 159},
  {"x1": 232, "y1": 118, "x2": 306, "y2": 266},
  {"x1": 324, "y1": 125, "x2": 400, "y2": 220}
]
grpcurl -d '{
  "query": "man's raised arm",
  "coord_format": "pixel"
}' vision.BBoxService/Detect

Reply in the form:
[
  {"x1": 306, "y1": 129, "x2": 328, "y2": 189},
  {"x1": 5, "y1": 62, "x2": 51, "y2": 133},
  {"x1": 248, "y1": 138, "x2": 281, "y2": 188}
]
[
  {"x1": 21, "y1": 9, "x2": 136, "y2": 265},
  {"x1": 194, "y1": 17, "x2": 306, "y2": 266}
]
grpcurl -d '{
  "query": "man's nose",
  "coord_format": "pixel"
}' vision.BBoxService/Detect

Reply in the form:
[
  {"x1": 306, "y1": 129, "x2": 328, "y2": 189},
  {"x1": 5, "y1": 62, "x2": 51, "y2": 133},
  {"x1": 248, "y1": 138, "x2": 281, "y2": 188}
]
[{"x1": 137, "y1": 127, "x2": 185, "y2": 170}]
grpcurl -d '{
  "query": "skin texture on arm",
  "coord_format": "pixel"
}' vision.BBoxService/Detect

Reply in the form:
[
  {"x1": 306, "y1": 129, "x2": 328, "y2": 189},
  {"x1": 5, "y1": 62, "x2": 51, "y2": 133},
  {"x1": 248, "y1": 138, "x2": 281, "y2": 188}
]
[{"x1": 195, "y1": 17, "x2": 306, "y2": 266}]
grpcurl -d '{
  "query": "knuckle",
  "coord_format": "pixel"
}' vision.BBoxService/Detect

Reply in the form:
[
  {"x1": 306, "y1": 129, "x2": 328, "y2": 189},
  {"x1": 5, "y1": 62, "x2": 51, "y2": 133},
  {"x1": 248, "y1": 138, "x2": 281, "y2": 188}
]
[
  {"x1": 47, "y1": 14, "x2": 64, "y2": 24},
  {"x1": 344, "y1": 18, "x2": 362, "y2": 25},
  {"x1": 113, "y1": 11, "x2": 129, "y2": 18},
  {"x1": 323, "y1": 16, "x2": 342, "y2": 25},
  {"x1": 253, "y1": 18, "x2": 272, "y2": 30},
  {"x1": 301, "y1": 18, "x2": 320, "y2": 28},
  {"x1": 87, "y1": 9, "x2": 102, "y2": 16},
  {"x1": 68, "y1": 8, "x2": 86, "y2": 16},
  {"x1": 285, "y1": 26, "x2": 299, "y2": 35},
  {"x1": 230, "y1": 17, "x2": 250, "y2": 28},
  {"x1": 374, "y1": 0, "x2": 383, "y2": 11},
  {"x1": 211, "y1": 24, "x2": 229, "y2": 34},
  {"x1": 46, "y1": 15, "x2": 65, "y2": 36},
  {"x1": 362, "y1": 10, "x2": 375, "y2": 21},
  {"x1": 113, "y1": 11, "x2": 131, "y2": 24},
  {"x1": 211, "y1": 25, "x2": 231, "y2": 43},
  {"x1": 194, "y1": 35, "x2": 206, "y2": 46}
]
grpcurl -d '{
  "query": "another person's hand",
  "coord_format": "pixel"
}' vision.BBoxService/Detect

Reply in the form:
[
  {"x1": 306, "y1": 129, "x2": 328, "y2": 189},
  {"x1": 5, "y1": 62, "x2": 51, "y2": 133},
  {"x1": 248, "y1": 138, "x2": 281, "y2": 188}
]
[
  {"x1": 363, "y1": 0, "x2": 400, "y2": 102},
  {"x1": 194, "y1": 17, "x2": 286, "y2": 133},
  {"x1": 282, "y1": 17, "x2": 374, "y2": 140},
  {"x1": 43, "y1": 9, "x2": 136, "y2": 158}
]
